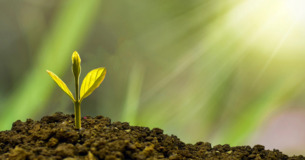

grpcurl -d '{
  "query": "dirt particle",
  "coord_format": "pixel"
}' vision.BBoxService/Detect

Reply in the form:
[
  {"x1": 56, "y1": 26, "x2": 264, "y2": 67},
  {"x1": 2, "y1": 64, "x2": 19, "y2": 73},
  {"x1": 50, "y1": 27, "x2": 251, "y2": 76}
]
[
  {"x1": 8, "y1": 146, "x2": 30, "y2": 160},
  {"x1": 253, "y1": 144, "x2": 265, "y2": 151},
  {"x1": 47, "y1": 137, "x2": 59, "y2": 147},
  {"x1": 55, "y1": 143, "x2": 75, "y2": 158}
]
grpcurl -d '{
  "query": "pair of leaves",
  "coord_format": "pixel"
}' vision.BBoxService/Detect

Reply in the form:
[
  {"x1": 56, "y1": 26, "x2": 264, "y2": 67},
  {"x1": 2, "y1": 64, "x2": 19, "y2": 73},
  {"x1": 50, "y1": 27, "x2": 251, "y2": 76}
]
[{"x1": 47, "y1": 67, "x2": 106, "y2": 102}]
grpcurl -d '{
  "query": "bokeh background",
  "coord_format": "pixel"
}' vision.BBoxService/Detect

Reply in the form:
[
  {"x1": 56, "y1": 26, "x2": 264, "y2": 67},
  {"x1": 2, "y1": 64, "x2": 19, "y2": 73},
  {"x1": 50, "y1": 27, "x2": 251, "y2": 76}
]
[{"x1": 1, "y1": 0, "x2": 305, "y2": 156}]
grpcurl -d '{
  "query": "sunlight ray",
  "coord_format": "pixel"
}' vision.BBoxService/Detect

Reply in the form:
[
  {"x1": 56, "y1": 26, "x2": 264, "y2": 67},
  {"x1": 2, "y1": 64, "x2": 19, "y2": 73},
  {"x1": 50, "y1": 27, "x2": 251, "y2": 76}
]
[
  {"x1": 252, "y1": 20, "x2": 297, "y2": 87},
  {"x1": 141, "y1": 1, "x2": 256, "y2": 104},
  {"x1": 169, "y1": 5, "x2": 286, "y2": 127}
]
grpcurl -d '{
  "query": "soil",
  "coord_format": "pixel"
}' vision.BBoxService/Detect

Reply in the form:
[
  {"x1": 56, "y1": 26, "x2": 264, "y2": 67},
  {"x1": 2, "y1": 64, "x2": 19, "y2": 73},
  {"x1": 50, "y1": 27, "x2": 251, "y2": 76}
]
[{"x1": 0, "y1": 112, "x2": 304, "y2": 160}]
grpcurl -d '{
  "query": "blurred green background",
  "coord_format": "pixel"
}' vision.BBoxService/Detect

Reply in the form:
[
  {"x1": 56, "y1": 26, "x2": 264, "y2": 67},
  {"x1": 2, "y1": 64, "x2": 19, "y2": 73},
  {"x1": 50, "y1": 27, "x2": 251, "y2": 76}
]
[{"x1": 1, "y1": 0, "x2": 305, "y2": 156}]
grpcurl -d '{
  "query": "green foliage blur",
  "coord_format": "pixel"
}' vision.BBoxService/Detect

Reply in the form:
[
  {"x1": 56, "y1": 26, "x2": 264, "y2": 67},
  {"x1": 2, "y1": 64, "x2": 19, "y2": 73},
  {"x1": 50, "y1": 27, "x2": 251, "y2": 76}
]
[{"x1": 1, "y1": 0, "x2": 305, "y2": 155}]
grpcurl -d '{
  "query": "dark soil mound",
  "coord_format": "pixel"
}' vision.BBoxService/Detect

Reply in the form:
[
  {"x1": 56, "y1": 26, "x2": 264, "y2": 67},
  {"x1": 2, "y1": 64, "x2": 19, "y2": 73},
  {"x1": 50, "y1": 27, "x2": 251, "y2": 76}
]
[{"x1": 0, "y1": 112, "x2": 304, "y2": 160}]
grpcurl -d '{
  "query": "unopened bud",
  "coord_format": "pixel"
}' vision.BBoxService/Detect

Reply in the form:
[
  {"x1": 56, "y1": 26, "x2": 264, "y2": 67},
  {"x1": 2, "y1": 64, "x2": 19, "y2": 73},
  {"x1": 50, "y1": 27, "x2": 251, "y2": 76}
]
[{"x1": 72, "y1": 51, "x2": 81, "y2": 78}]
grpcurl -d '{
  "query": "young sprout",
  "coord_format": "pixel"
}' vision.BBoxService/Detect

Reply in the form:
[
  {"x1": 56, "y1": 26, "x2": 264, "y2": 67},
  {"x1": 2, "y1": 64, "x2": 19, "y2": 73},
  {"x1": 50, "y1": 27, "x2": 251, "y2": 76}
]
[{"x1": 47, "y1": 51, "x2": 106, "y2": 129}]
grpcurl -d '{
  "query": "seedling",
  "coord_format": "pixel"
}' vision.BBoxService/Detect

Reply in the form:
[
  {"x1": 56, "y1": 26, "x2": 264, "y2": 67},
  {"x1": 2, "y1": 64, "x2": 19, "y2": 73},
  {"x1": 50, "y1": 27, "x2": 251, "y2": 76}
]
[{"x1": 47, "y1": 51, "x2": 106, "y2": 129}]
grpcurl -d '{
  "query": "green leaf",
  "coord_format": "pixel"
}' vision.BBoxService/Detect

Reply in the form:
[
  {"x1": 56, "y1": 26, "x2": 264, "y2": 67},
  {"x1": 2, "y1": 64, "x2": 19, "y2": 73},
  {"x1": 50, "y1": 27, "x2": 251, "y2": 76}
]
[
  {"x1": 80, "y1": 67, "x2": 106, "y2": 102},
  {"x1": 46, "y1": 70, "x2": 75, "y2": 102}
]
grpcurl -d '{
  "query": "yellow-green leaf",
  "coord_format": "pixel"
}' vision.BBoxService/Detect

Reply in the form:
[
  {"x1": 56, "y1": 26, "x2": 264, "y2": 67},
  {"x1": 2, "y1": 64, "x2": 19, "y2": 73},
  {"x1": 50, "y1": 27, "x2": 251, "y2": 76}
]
[
  {"x1": 80, "y1": 67, "x2": 106, "y2": 102},
  {"x1": 46, "y1": 70, "x2": 75, "y2": 102}
]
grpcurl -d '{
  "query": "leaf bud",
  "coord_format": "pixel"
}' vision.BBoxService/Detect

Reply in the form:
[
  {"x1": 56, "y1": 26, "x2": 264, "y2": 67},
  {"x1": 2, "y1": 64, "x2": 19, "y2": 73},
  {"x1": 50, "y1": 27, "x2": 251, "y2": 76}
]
[{"x1": 72, "y1": 51, "x2": 81, "y2": 78}]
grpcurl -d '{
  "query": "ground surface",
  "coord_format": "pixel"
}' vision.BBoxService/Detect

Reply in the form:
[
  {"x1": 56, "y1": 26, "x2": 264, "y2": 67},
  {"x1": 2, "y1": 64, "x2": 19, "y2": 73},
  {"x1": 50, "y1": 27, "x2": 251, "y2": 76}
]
[{"x1": 0, "y1": 112, "x2": 304, "y2": 160}]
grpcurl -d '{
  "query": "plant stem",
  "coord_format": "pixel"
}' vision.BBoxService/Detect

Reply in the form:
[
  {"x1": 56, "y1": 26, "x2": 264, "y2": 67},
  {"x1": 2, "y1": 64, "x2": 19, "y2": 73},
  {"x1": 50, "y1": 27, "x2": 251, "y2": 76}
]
[
  {"x1": 74, "y1": 101, "x2": 81, "y2": 129},
  {"x1": 74, "y1": 76, "x2": 81, "y2": 129}
]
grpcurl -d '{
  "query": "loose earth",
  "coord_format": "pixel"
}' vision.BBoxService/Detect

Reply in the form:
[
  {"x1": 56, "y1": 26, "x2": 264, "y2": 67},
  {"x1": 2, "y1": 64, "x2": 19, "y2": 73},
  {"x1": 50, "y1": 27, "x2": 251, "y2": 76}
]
[{"x1": 0, "y1": 112, "x2": 304, "y2": 159}]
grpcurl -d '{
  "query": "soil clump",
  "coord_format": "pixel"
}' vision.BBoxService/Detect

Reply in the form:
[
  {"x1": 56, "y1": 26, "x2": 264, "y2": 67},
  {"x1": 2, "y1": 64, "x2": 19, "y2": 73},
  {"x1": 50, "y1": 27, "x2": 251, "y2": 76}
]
[{"x1": 0, "y1": 112, "x2": 304, "y2": 159}]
